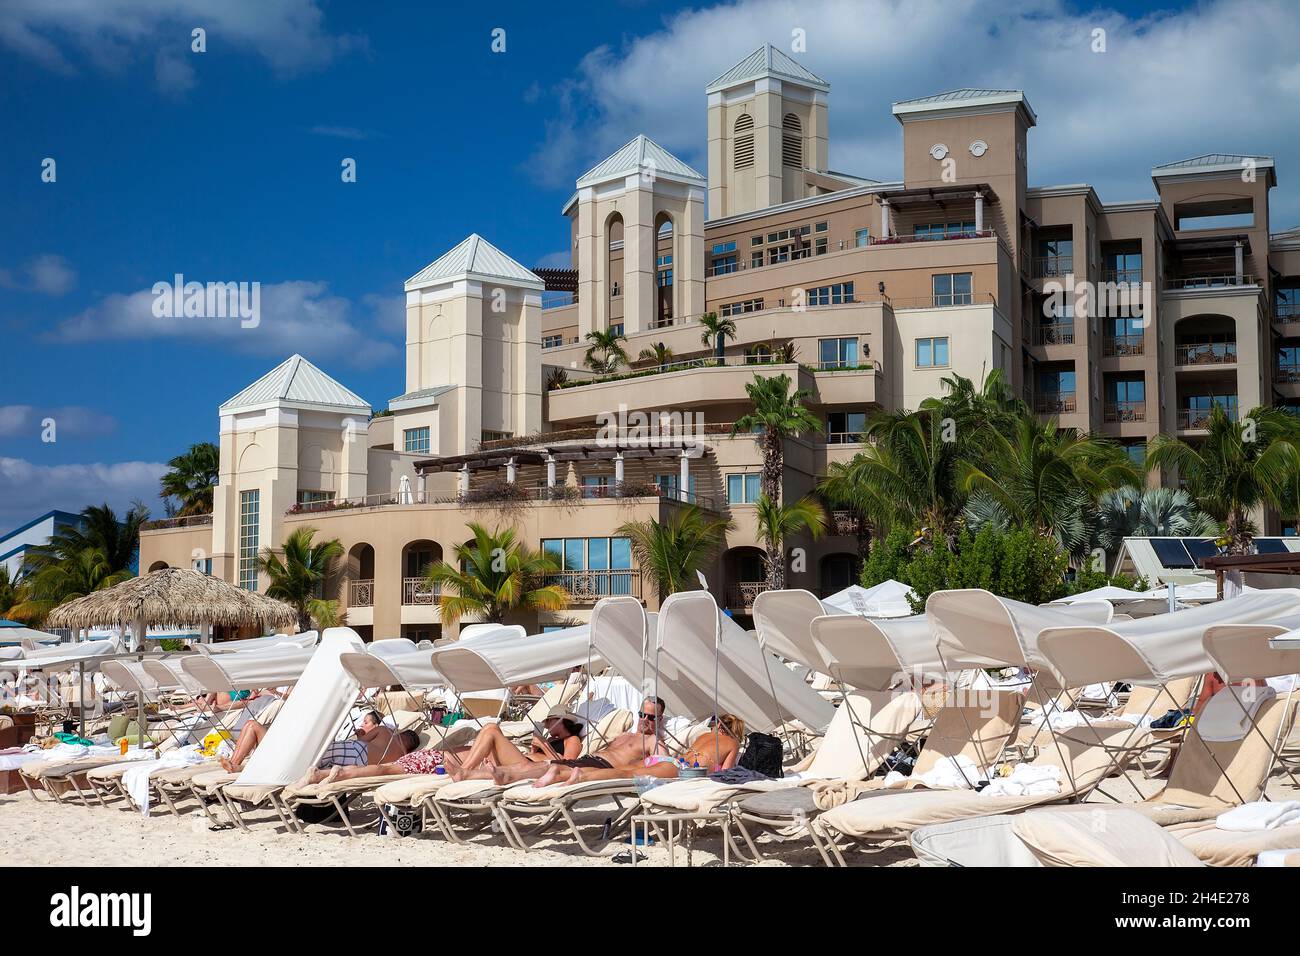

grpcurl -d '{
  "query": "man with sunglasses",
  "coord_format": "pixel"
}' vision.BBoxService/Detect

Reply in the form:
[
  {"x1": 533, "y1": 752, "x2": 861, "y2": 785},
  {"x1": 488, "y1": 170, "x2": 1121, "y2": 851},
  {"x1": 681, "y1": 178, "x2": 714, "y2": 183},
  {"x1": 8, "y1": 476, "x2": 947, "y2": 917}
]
[{"x1": 481, "y1": 697, "x2": 668, "y2": 786}]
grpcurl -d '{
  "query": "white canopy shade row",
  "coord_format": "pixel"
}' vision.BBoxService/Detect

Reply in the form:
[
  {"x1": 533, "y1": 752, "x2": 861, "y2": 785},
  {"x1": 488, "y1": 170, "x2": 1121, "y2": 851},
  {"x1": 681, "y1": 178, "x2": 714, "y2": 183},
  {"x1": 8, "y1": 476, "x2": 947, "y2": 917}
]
[
  {"x1": 1203, "y1": 616, "x2": 1300, "y2": 682},
  {"x1": 340, "y1": 637, "x2": 447, "y2": 691},
  {"x1": 428, "y1": 624, "x2": 601, "y2": 693},
  {"x1": 0, "y1": 637, "x2": 124, "y2": 672},
  {"x1": 752, "y1": 589, "x2": 834, "y2": 672},
  {"x1": 1037, "y1": 590, "x2": 1300, "y2": 685},
  {"x1": 141, "y1": 657, "x2": 205, "y2": 696},
  {"x1": 99, "y1": 659, "x2": 167, "y2": 700},
  {"x1": 927, "y1": 591, "x2": 1115, "y2": 672},
  {"x1": 193, "y1": 632, "x2": 319, "y2": 656},
  {"x1": 809, "y1": 613, "x2": 943, "y2": 691},
  {"x1": 820, "y1": 580, "x2": 917, "y2": 618},
  {"x1": 181, "y1": 645, "x2": 315, "y2": 693}
]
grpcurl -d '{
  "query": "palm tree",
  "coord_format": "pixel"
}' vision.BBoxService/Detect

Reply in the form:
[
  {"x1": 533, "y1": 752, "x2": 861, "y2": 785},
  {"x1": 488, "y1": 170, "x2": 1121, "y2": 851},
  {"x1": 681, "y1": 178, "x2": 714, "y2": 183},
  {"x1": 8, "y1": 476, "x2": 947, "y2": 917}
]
[
  {"x1": 425, "y1": 523, "x2": 568, "y2": 626},
  {"x1": 698, "y1": 312, "x2": 737, "y2": 362},
  {"x1": 753, "y1": 494, "x2": 826, "y2": 589},
  {"x1": 583, "y1": 328, "x2": 629, "y2": 374},
  {"x1": 961, "y1": 411, "x2": 1141, "y2": 560},
  {"x1": 731, "y1": 373, "x2": 822, "y2": 505},
  {"x1": 618, "y1": 506, "x2": 732, "y2": 601},
  {"x1": 256, "y1": 526, "x2": 344, "y2": 631},
  {"x1": 9, "y1": 548, "x2": 131, "y2": 625},
  {"x1": 0, "y1": 565, "x2": 19, "y2": 620},
  {"x1": 1095, "y1": 486, "x2": 1219, "y2": 555},
  {"x1": 161, "y1": 442, "x2": 220, "y2": 516},
  {"x1": 24, "y1": 503, "x2": 148, "y2": 579},
  {"x1": 638, "y1": 341, "x2": 674, "y2": 371},
  {"x1": 1146, "y1": 405, "x2": 1300, "y2": 553}
]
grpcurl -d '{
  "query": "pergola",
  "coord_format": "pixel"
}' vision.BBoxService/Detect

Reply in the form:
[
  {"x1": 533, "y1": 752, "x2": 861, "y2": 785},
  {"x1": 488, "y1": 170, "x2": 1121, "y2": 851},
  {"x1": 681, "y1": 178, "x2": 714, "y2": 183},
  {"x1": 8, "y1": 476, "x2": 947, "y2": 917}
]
[
  {"x1": 874, "y1": 182, "x2": 999, "y2": 239},
  {"x1": 1201, "y1": 551, "x2": 1300, "y2": 600}
]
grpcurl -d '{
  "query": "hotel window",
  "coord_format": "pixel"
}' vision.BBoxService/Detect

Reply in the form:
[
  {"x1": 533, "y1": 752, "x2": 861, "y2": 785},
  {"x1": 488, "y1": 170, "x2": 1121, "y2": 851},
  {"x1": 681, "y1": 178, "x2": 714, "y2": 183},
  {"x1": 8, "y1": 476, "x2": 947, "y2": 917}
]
[
  {"x1": 542, "y1": 334, "x2": 564, "y2": 349},
  {"x1": 827, "y1": 411, "x2": 867, "y2": 444},
  {"x1": 815, "y1": 221, "x2": 828, "y2": 233},
  {"x1": 710, "y1": 241, "x2": 738, "y2": 276},
  {"x1": 238, "y1": 490, "x2": 259, "y2": 591},
  {"x1": 297, "y1": 490, "x2": 332, "y2": 507},
  {"x1": 807, "y1": 282, "x2": 855, "y2": 306},
  {"x1": 656, "y1": 267, "x2": 673, "y2": 288},
  {"x1": 542, "y1": 537, "x2": 634, "y2": 594},
  {"x1": 733, "y1": 114, "x2": 755, "y2": 170},
  {"x1": 915, "y1": 336, "x2": 950, "y2": 369},
  {"x1": 750, "y1": 235, "x2": 764, "y2": 246},
  {"x1": 1103, "y1": 248, "x2": 1143, "y2": 284},
  {"x1": 726, "y1": 473, "x2": 762, "y2": 504},
  {"x1": 609, "y1": 323, "x2": 624, "y2": 337},
  {"x1": 855, "y1": 228, "x2": 870, "y2": 247},
  {"x1": 720, "y1": 297, "x2": 763, "y2": 317},
  {"x1": 654, "y1": 473, "x2": 697, "y2": 501},
  {"x1": 914, "y1": 221, "x2": 976, "y2": 239},
  {"x1": 580, "y1": 475, "x2": 610, "y2": 498},
  {"x1": 932, "y1": 272, "x2": 973, "y2": 306},
  {"x1": 815, "y1": 237, "x2": 828, "y2": 256},
  {"x1": 481, "y1": 429, "x2": 512, "y2": 442},
  {"x1": 818, "y1": 337, "x2": 859, "y2": 369},
  {"x1": 403, "y1": 427, "x2": 430, "y2": 454},
  {"x1": 751, "y1": 251, "x2": 764, "y2": 269}
]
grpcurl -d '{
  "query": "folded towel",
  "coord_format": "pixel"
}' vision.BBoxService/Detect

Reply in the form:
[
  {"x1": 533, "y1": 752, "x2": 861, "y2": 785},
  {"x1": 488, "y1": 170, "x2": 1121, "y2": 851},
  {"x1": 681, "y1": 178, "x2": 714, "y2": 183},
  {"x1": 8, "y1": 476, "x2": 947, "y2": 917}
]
[
  {"x1": 912, "y1": 754, "x2": 981, "y2": 791},
  {"x1": 1216, "y1": 800, "x2": 1300, "y2": 832},
  {"x1": 122, "y1": 746, "x2": 205, "y2": 815},
  {"x1": 981, "y1": 763, "x2": 1061, "y2": 798},
  {"x1": 1198, "y1": 685, "x2": 1276, "y2": 742},
  {"x1": 1257, "y1": 848, "x2": 1300, "y2": 866},
  {"x1": 809, "y1": 779, "x2": 875, "y2": 811}
]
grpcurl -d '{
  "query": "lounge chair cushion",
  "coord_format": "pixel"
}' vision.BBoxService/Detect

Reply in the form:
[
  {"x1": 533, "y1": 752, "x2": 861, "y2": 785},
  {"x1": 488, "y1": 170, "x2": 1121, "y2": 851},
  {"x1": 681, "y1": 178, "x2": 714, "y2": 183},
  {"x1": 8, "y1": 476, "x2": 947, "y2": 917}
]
[
  {"x1": 817, "y1": 788, "x2": 1054, "y2": 838},
  {"x1": 1168, "y1": 820, "x2": 1300, "y2": 867},
  {"x1": 374, "y1": 774, "x2": 455, "y2": 806},
  {"x1": 641, "y1": 776, "x2": 793, "y2": 813},
  {"x1": 736, "y1": 787, "x2": 820, "y2": 817},
  {"x1": 1012, "y1": 807, "x2": 1204, "y2": 867},
  {"x1": 285, "y1": 774, "x2": 403, "y2": 801},
  {"x1": 433, "y1": 778, "x2": 503, "y2": 802}
]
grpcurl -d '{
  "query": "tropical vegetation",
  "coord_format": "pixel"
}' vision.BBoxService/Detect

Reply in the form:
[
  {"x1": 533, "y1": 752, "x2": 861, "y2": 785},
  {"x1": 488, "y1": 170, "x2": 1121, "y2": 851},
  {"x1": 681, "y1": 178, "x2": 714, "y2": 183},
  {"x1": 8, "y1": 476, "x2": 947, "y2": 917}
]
[
  {"x1": 583, "y1": 327, "x2": 629, "y2": 374},
  {"x1": 256, "y1": 526, "x2": 344, "y2": 631},
  {"x1": 160, "y1": 441, "x2": 220, "y2": 516},
  {"x1": 618, "y1": 505, "x2": 732, "y2": 601},
  {"x1": 753, "y1": 493, "x2": 826, "y2": 590},
  {"x1": 698, "y1": 311, "x2": 736, "y2": 361},
  {"x1": 425, "y1": 523, "x2": 569, "y2": 625}
]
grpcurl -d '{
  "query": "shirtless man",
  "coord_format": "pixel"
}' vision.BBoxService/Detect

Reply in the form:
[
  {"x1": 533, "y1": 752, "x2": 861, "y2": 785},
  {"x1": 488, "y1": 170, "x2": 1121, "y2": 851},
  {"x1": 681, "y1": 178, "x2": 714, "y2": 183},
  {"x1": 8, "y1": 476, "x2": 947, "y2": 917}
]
[{"x1": 474, "y1": 697, "x2": 670, "y2": 786}]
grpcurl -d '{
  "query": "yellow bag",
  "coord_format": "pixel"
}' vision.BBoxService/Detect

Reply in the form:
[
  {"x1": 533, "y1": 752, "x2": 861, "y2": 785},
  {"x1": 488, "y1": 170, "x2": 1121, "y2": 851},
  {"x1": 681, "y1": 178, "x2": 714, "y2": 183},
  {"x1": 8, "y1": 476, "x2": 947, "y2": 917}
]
[{"x1": 198, "y1": 729, "x2": 234, "y2": 757}]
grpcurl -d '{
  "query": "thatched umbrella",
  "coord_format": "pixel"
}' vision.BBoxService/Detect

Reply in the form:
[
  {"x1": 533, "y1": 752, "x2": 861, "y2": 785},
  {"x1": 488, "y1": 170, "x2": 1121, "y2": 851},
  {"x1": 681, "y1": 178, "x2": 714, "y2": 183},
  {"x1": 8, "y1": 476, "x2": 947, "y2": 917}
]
[{"x1": 47, "y1": 567, "x2": 298, "y2": 650}]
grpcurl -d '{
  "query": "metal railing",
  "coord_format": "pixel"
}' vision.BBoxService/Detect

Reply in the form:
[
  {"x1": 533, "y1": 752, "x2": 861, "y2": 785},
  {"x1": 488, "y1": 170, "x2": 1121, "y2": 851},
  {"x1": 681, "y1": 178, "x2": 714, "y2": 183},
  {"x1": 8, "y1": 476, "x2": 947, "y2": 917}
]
[
  {"x1": 1033, "y1": 255, "x2": 1073, "y2": 278},
  {"x1": 1178, "y1": 405, "x2": 1238, "y2": 430},
  {"x1": 1175, "y1": 342, "x2": 1237, "y2": 366},
  {"x1": 831, "y1": 511, "x2": 863, "y2": 536},
  {"x1": 870, "y1": 229, "x2": 995, "y2": 246},
  {"x1": 402, "y1": 577, "x2": 439, "y2": 605},
  {"x1": 727, "y1": 581, "x2": 770, "y2": 609},
  {"x1": 543, "y1": 569, "x2": 641, "y2": 603},
  {"x1": 1032, "y1": 321, "x2": 1075, "y2": 346},
  {"x1": 1035, "y1": 392, "x2": 1077, "y2": 414},
  {"x1": 1104, "y1": 401, "x2": 1146, "y2": 423},
  {"x1": 541, "y1": 291, "x2": 577, "y2": 310},
  {"x1": 1277, "y1": 364, "x2": 1300, "y2": 384},
  {"x1": 1103, "y1": 334, "x2": 1145, "y2": 357},
  {"x1": 826, "y1": 431, "x2": 866, "y2": 444},
  {"x1": 1276, "y1": 301, "x2": 1300, "y2": 321},
  {"x1": 141, "y1": 513, "x2": 214, "y2": 531},
  {"x1": 1102, "y1": 268, "x2": 1143, "y2": 284},
  {"x1": 1166, "y1": 274, "x2": 1256, "y2": 291},
  {"x1": 349, "y1": 579, "x2": 374, "y2": 608}
]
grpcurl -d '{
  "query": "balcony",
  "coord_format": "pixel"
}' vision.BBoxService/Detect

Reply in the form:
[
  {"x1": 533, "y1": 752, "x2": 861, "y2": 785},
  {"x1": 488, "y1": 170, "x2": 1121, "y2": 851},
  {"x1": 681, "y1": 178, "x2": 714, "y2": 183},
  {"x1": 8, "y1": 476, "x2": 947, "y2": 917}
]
[
  {"x1": 1166, "y1": 274, "x2": 1256, "y2": 291},
  {"x1": 826, "y1": 431, "x2": 865, "y2": 445},
  {"x1": 869, "y1": 229, "x2": 996, "y2": 247},
  {"x1": 141, "y1": 513, "x2": 214, "y2": 531},
  {"x1": 1178, "y1": 405, "x2": 1238, "y2": 430},
  {"x1": 1033, "y1": 256, "x2": 1073, "y2": 278},
  {"x1": 1104, "y1": 401, "x2": 1147, "y2": 423},
  {"x1": 727, "y1": 581, "x2": 769, "y2": 610},
  {"x1": 541, "y1": 291, "x2": 577, "y2": 310},
  {"x1": 349, "y1": 579, "x2": 374, "y2": 608},
  {"x1": 1277, "y1": 364, "x2": 1300, "y2": 384},
  {"x1": 1103, "y1": 334, "x2": 1145, "y2": 357},
  {"x1": 1103, "y1": 268, "x2": 1143, "y2": 284},
  {"x1": 542, "y1": 569, "x2": 641, "y2": 604},
  {"x1": 1035, "y1": 392, "x2": 1078, "y2": 415},
  {"x1": 1031, "y1": 322, "x2": 1075, "y2": 346},
  {"x1": 402, "y1": 577, "x2": 439, "y2": 606},
  {"x1": 1174, "y1": 342, "x2": 1237, "y2": 366}
]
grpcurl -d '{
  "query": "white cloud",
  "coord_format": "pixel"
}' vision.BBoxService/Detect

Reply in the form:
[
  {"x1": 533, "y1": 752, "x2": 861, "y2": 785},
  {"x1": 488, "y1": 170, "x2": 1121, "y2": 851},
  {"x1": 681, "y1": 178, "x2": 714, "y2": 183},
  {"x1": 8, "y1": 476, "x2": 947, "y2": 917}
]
[
  {"x1": 533, "y1": 250, "x2": 574, "y2": 270},
  {"x1": 527, "y1": 0, "x2": 1300, "y2": 224},
  {"x1": 0, "y1": 406, "x2": 117, "y2": 440},
  {"x1": 309, "y1": 125, "x2": 372, "y2": 140},
  {"x1": 49, "y1": 279, "x2": 401, "y2": 369},
  {"x1": 0, "y1": 457, "x2": 167, "y2": 529},
  {"x1": 0, "y1": 0, "x2": 363, "y2": 93},
  {"x1": 0, "y1": 254, "x2": 76, "y2": 296}
]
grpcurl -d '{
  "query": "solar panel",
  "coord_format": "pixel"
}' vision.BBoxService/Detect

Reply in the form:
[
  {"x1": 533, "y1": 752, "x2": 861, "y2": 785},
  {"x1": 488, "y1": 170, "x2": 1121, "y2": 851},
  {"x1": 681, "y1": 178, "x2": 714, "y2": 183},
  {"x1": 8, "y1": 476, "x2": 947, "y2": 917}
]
[
  {"x1": 1151, "y1": 538, "x2": 1194, "y2": 568},
  {"x1": 1183, "y1": 539, "x2": 1219, "y2": 565},
  {"x1": 1254, "y1": 538, "x2": 1289, "y2": 554}
]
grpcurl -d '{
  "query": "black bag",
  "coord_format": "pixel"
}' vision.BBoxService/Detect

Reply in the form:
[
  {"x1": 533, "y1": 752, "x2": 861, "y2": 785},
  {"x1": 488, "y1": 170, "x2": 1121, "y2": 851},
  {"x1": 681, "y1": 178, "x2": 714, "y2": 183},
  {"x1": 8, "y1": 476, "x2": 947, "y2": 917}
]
[{"x1": 737, "y1": 731, "x2": 783, "y2": 779}]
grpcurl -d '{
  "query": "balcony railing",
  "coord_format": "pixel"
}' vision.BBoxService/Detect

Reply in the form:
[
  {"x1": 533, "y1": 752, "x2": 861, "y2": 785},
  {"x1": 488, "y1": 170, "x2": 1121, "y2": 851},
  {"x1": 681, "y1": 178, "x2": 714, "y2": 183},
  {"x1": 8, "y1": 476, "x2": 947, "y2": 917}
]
[
  {"x1": 349, "y1": 579, "x2": 374, "y2": 608},
  {"x1": 1103, "y1": 334, "x2": 1145, "y2": 357},
  {"x1": 1175, "y1": 342, "x2": 1237, "y2": 366},
  {"x1": 141, "y1": 513, "x2": 214, "y2": 531},
  {"x1": 831, "y1": 511, "x2": 863, "y2": 536},
  {"x1": 543, "y1": 569, "x2": 641, "y2": 604},
  {"x1": 1277, "y1": 364, "x2": 1300, "y2": 384},
  {"x1": 1035, "y1": 392, "x2": 1077, "y2": 414},
  {"x1": 1166, "y1": 274, "x2": 1256, "y2": 291},
  {"x1": 402, "y1": 577, "x2": 439, "y2": 605},
  {"x1": 1033, "y1": 256, "x2": 1073, "y2": 278},
  {"x1": 541, "y1": 291, "x2": 577, "y2": 310},
  {"x1": 826, "y1": 431, "x2": 866, "y2": 444},
  {"x1": 1104, "y1": 401, "x2": 1146, "y2": 423},
  {"x1": 1032, "y1": 322, "x2": 1075, "y2": 346},
  {"x1": 1276, "y1": 302, "x2": 1300, "y2": 321},
  {"x1": 870, "y1": 229, "x2": 995, "y2": 246},
  {"x1": 727, "y1": 581, "x2": 770, "y2": 610},
  {"x1": 1102, "y1": 268, "x2": 1143, "y2": 284},
  {"x1": 1178, "y1": 405, "x2": 1238, "y2": 430}
]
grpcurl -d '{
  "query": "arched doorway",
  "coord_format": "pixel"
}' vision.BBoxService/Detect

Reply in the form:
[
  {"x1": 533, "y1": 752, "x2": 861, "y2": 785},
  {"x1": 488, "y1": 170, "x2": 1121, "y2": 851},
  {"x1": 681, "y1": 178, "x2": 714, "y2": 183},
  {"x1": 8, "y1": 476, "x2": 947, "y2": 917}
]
[
  {"x1": 654, "y1": 211, "x2": 675, "y2": 326},
  {"x1": 345, "y1": 543, "x2": 374, "y2": 608},
  {"x1": 723, "y1": 546, "x2": 767, "y2": 613},
  {"x1": 402, "y1": 540, "x2": 442, "y2": 606}
]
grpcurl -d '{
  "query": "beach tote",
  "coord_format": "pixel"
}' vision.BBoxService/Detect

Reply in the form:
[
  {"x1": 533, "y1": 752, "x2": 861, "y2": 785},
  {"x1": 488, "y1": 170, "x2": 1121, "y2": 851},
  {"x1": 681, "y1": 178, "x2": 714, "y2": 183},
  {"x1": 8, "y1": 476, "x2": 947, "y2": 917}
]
[{"x1": 738, "y1": 731, "x2": 783, "y2": 778}]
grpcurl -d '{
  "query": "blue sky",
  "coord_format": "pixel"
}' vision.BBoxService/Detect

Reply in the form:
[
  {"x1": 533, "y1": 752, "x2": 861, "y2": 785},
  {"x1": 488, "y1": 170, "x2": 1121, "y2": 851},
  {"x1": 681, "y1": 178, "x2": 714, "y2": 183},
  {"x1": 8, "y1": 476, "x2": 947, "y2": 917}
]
[{"x1": 2, "y1": 0, "x2": 1297, "y2": 529}]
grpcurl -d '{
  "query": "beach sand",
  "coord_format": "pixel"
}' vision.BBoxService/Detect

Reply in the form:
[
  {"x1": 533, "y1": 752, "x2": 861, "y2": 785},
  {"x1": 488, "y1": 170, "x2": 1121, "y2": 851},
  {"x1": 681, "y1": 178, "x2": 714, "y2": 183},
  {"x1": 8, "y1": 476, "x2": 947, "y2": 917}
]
[{"x1": 4, "y1": 766, "x2": 1293, "y2": 867}]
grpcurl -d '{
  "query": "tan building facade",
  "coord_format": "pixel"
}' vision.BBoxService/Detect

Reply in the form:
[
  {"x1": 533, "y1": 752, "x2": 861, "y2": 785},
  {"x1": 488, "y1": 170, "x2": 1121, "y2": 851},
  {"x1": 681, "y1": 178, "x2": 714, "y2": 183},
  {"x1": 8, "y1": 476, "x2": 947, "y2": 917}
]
[{"x1": 141, "y1": 45, "x2": 1300, "y2": 640}]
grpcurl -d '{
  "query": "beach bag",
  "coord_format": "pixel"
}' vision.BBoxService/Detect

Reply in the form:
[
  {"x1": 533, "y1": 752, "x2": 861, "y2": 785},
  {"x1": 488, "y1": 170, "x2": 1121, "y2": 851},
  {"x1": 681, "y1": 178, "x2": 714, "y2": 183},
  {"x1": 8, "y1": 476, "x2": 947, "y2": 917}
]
[
  {"x1": 378, "y1": 803, "x2": 422, "y2": 838},
  {"x1": 737, "y1": 731, "x2": 783, "y2": 779}
]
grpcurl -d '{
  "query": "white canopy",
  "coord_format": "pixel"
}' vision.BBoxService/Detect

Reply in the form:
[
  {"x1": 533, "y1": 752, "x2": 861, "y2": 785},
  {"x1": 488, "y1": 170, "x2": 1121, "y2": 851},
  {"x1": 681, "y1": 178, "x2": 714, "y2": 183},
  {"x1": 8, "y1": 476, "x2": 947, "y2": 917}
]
[
  {"x1": 1050, "y1": 585, "x2": 1151, "y2": 605},
  {"x1": 810, "y1": 613, "x2": 958, "y2": 688},
  {"x1": 927, "y1": 591, "x2": 1114, "y2": 670},
  {"x1": 1037, "y1": 589, "x2": 1300, "y2": 684},
  {"x1": 821, "y1": 580, "x2": 917, "y2": 618},
  {"x1": 141, "y1": 657, "x2": 205, "y2": 695},
  {"x1": 1141, "y1": 581, "x2": 1258, "y2": 602},
  {"x1": 752, "y1": 589, "x2": 834, "y2": 671},
  {"x1": 590, "y1": 598, "x2": 705, "y2": 717},
  {"x1": 1204, "y1": 616, "x2": 1300, "y2": 682},
  {"x1": 194, "y1": 632, "x2": 318, "y2": 656},
  {"x1": 100, "y1": 659, "x2": 167, "y2": 700},
  {"x1": 2, "y1": 637, "x2": 125, "y2": 673},
  {"x1": 0, "y1": 624, "x2": 60, "y2": 647},
  {"x1": 181, "y1": 645, "x2": 314, "y2": 693},
  {"x1": 428, "y1": 624, "x2": 597, "y2": 693}
]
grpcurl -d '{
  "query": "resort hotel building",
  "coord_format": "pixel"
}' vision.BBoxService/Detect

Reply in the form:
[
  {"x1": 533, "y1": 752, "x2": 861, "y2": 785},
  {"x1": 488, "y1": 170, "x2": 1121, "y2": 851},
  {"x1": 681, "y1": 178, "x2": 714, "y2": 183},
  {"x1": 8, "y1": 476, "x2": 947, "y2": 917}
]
[{"x1": 138, "y1": 44, "x2": 1300, "y2": 640}]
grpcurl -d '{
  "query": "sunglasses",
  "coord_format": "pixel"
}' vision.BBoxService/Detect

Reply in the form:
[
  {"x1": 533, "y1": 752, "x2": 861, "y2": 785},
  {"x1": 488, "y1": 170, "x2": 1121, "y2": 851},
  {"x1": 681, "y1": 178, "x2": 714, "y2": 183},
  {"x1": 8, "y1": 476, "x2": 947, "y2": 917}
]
[{"x1": 637, "y1": 711, "x2": 659, "y2": 721}]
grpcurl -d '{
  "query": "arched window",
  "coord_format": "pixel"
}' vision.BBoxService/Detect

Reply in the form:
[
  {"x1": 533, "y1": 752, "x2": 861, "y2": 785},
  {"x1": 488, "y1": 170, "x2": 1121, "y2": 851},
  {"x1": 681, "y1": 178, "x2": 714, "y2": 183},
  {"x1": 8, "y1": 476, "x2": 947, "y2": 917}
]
[
  {"x1": 733, "y1": 114, "x2": 754, "y2": 170},
  {"x1": 782, "y1": 113, "x2": 803, "y2": 168}
]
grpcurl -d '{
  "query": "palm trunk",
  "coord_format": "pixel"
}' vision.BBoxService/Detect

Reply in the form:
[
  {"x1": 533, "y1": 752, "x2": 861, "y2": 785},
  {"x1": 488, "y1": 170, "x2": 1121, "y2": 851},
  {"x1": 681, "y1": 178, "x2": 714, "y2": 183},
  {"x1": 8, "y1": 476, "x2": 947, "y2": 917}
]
[
  {"x1": 762, "y1": 430, "x2": 783, "y2": 505},
  {"x1": 766, "y1": 540, "x2": 784, "y2": 590}
]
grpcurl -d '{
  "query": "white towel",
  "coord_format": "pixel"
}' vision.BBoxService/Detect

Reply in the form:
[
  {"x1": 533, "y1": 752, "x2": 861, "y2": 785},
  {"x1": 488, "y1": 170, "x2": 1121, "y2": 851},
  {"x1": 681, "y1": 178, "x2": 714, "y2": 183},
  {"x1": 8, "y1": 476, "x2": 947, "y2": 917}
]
[
  {"x1": 121, "y1": 747, "x2": 205, "y2": 815},
  {"x1": 1216, "y1": 800, "x2": 1300, "y2": 832},
  {"x1": 1257, "y1": 848, "x2": 1300, "y2": 866},
  {"x1": 981, "y1": 763, "x2": 1062, "y2": 798},
  {"x1": 1197, "y1": 685, "x2": 1276, "y2": 742},
  {"x1": 910, "y1": 754, "x2": 981, "y2": 790}
]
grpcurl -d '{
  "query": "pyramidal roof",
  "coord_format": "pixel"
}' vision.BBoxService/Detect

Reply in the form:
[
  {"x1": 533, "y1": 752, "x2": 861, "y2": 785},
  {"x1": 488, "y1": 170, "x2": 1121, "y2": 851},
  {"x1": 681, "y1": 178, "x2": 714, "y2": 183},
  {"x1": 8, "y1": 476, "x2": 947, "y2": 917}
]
[
  {"x1": 220, "y1": 354, "x2": 370, "y2": 415},
  {"x1": 575, "y1": 135, "x2": 705, "y2": 188},
  {"x1": 405, "y1": 234, "x2": 544, "y2": 291},
  {"x1": 706, "y1": 43, "x2": 829, "y2": 94},
  {"x1": 892, "y1": 88, "x2": 1036, "y2": 125}
]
